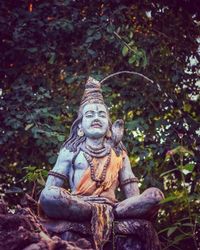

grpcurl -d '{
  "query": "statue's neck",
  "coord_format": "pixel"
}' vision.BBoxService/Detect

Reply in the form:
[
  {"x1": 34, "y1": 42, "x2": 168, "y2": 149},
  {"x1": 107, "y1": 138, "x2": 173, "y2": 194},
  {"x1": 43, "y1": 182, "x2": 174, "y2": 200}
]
[
  {"x1": 83, "y1": 137, "x2": 110, "y2": 158},
  {"x1": 85, "y1": 137, "x2": 104, "y2": 150}
]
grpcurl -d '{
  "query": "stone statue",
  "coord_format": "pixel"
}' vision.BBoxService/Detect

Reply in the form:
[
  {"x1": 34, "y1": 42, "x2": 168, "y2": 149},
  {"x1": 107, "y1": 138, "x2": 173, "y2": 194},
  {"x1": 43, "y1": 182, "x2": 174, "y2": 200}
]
[{"x1": 39, "y1": 77, "x2": 164, "y2": 249}]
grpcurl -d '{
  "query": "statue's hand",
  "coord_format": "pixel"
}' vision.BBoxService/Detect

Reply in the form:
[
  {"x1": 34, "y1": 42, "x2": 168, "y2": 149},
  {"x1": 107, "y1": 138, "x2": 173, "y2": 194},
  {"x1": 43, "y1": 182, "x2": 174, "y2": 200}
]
[
  {"x1": 142, "y1": 187, "x2": 164, "y2": 202},
  {"x1": 82, "y1": 195, "x2": 115, "y2": 207}
]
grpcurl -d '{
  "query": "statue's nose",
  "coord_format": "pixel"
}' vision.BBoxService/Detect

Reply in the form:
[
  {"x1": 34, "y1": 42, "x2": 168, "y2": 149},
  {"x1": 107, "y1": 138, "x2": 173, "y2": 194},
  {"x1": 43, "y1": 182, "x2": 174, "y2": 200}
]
[{"x1": 93, "y1": 118, "x2": 101, "y2": 123}]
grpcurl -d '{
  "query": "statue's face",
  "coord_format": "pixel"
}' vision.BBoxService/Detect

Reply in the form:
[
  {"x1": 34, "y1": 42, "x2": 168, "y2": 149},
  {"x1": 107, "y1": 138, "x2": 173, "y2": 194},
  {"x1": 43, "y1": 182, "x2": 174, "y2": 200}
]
[{"x1": 81, "y1": 103, "x2": 109, "y2": 139}]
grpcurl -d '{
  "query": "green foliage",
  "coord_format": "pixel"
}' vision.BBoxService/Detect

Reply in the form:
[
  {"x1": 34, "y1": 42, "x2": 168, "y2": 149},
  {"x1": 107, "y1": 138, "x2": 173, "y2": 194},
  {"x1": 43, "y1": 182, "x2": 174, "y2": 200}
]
[
  {"x1": 158, "y1": 142, "x2": 199, "y2": 249},
  {"x1": 0, "y1": 1, "x2": 199, "y2": 249},
  {"x1": 24, "y1": 165, "x2": 48, "y2": 186}
]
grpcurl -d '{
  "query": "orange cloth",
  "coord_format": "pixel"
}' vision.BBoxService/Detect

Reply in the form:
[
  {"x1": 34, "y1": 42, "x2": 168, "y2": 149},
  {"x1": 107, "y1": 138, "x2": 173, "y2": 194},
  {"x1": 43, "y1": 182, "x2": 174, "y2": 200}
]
[{"x1": 74, "y1": 149, "x2": 125, "y2": 200}]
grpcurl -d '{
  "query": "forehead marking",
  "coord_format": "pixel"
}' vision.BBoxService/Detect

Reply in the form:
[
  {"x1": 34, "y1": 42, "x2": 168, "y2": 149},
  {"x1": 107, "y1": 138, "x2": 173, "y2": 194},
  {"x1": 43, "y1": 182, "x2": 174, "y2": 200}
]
[{"x1": 83, "y1": 103, "x2": 107, "y2": 114}]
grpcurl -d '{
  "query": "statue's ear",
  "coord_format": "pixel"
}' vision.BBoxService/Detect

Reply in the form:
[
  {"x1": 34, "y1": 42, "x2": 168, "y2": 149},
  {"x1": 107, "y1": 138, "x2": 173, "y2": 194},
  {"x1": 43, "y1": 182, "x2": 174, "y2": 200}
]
[
  {"x1": 77, "y1": 123, "x2": 84, "y2": 137},
  {"x1": 106, "y1": 129, "x2": 112, "y2": 138}
]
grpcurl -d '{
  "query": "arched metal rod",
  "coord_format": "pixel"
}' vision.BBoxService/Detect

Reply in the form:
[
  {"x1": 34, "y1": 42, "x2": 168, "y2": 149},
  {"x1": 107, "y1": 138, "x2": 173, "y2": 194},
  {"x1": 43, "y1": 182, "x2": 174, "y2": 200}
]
[{"x1": 100, "y1": 71, "x2": 154, "y2": 84}]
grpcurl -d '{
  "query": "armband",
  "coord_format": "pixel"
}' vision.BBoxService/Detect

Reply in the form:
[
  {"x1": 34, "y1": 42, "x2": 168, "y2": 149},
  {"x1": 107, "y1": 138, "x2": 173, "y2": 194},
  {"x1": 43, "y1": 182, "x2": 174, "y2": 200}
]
[
  {"x1": 48, "y1": 170, "x2": 68, "y2": 182},
  {"x1": 120, "y1": 177, "x2": 139, "y2": 186}
]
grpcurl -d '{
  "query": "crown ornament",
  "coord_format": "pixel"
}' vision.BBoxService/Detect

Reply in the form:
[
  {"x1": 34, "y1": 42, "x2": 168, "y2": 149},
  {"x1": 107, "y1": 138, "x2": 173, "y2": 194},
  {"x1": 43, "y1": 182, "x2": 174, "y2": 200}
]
[{"x1": 80, "y1": 76, "x2": 105, "y2": 107}]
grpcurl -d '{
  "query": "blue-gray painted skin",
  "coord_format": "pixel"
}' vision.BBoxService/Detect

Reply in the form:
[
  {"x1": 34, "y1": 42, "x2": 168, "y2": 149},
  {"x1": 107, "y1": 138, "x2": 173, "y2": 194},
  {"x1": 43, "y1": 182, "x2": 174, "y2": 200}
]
[{"x1": 39, "y1": 103, "x2": 164, "y2": 221}]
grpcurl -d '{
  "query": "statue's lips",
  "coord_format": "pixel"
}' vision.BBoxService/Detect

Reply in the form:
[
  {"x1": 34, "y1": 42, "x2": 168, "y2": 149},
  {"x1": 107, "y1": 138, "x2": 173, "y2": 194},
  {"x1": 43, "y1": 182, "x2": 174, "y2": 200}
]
[{"x1": 91, "y1": 123, "x2": 102, "y2": 128}]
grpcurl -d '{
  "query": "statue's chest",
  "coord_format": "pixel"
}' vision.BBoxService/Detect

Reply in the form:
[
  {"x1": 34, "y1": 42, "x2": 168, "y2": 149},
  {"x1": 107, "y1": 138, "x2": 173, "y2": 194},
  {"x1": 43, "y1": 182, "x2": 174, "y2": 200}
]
[
  {"x1": 74, "y1": 151, "x2": 88, "y2": 170},
  {"x1": 69, "y1": 151, "x2": 89, "y2": 190}
]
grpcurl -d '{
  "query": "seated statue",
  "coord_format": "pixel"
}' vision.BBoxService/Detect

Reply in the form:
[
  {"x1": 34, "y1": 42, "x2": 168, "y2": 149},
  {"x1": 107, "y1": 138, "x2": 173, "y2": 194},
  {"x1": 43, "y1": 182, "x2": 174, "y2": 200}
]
[{"x1": 39, "y1": 77, "x2": 164, "y2": 248}]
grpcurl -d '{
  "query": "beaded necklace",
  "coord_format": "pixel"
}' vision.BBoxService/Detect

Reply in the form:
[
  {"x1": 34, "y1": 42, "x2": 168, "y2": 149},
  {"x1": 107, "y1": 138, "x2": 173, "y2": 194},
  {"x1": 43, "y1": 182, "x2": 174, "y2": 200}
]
[
  {"x1": 81, "y1": 143, "x2": 111, "y2": 158},
  {"x1": 83, "y1": 149, "x2": 111, "y2": 187}
]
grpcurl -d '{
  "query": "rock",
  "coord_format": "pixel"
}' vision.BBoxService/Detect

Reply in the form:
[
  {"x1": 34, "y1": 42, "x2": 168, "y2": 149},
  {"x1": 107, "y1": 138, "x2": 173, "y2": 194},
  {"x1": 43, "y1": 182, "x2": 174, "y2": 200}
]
[{"x1": 0, "y1": 197, "x2": 161, "y2": 250}]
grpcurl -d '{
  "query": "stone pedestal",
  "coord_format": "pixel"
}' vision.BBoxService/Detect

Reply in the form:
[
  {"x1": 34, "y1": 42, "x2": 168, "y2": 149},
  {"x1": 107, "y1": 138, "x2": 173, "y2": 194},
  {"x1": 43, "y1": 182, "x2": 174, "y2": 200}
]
[
  {"x1": 0, "y1": 196, "x2": 161, "y2": 250},
  {"x1": 42, "y1": 218, "x2": 161, "y2": 250}
]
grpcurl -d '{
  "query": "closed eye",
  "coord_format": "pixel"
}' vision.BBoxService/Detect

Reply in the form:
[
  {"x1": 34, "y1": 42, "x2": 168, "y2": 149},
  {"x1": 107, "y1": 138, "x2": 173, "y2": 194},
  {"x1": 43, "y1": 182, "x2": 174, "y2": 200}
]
[
  {"x1": 85, "y1": 114, "x2": 93, "y2": 118},
  {"x1": 99, "y1": 112, "x2": 107, "y2": 118},
  {"x1": 85, "y1": 111, "x2": 94, "y2": 117}
]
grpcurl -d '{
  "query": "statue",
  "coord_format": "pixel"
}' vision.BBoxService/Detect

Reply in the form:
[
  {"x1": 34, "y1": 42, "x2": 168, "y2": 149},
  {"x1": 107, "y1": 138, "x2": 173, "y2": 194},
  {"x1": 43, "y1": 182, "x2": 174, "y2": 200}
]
[{"x1": 39, "y1": 77, "x2": 164, "y2": 249}]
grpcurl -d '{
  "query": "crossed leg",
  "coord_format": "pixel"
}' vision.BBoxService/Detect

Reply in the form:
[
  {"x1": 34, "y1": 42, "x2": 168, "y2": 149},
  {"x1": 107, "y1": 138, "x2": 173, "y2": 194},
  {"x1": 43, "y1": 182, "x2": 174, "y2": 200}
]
[
  {"x1": 39, "y1": 186, "x2": 164, "y2": 222},
  {"x1": 114, "y1": 187, "x2": 164, "y2": 220},
  {"x1": 39, "y1": 186, "x2": 92, "y2": 221}
]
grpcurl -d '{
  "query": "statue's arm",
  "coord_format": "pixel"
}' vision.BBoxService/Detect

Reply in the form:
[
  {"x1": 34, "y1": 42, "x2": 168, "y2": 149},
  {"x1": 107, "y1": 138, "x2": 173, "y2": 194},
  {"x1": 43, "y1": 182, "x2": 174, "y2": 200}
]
[
  {"x1": 45, "y1": 147, "x2": 73, "y2": 188},
  {"x1": 119, "y1": 153, "x2": 140, "y2": 198}
]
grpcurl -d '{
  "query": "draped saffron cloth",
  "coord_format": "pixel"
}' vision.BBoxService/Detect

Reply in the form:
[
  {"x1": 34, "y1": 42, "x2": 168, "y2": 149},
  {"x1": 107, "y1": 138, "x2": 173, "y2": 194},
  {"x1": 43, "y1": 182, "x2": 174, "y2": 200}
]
[
  {"x1": 73, "y1": 149, "x2": 125, "y2": 202},
  {"x1": 39, "y1": 149, "x2": 126, "y2": 250},
  {"x1": 72, "y1": 149, "x2": 125, "y2": 249}
]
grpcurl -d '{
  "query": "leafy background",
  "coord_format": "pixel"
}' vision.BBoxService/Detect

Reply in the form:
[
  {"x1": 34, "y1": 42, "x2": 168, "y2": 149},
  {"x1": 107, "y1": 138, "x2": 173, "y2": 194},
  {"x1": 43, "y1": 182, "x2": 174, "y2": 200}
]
[{"x1": 0, "y1": 0, "x2": 199, "y2": 249}]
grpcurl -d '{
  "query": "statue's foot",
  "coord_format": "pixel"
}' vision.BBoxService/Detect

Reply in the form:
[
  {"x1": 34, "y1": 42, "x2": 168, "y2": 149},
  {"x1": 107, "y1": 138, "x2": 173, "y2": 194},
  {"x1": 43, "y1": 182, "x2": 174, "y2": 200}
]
[
  {"x1": 39, "y1": 186, "x2": 92, "y2": 221},
  {"x1": 81, "y1": 195, "x2": 115, "y2": 206},
  {"x1": 114, "y1": 187, "x2": 164, "y2": 220}
]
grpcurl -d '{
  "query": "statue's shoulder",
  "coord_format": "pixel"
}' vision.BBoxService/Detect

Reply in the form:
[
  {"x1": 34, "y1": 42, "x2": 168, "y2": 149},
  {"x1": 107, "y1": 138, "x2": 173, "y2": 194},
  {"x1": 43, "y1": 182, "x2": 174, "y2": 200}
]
[{"x1": 58, "y1": 147, "x2": 76, "y2": 163}]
